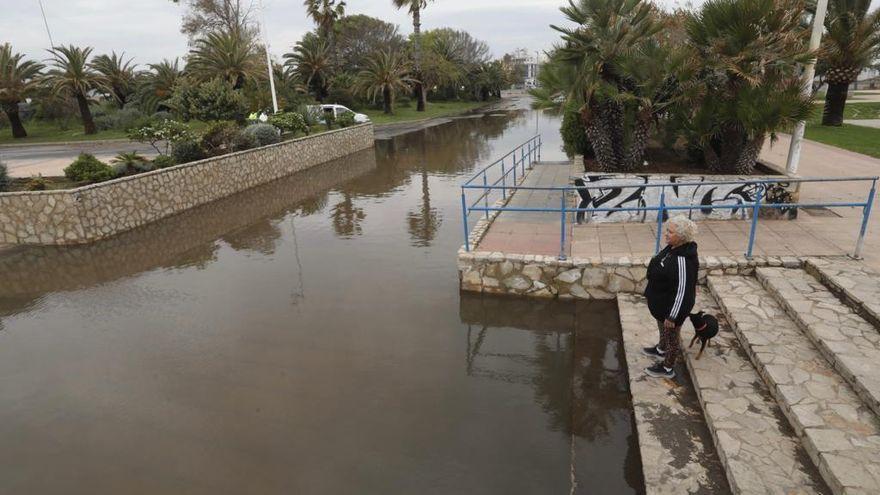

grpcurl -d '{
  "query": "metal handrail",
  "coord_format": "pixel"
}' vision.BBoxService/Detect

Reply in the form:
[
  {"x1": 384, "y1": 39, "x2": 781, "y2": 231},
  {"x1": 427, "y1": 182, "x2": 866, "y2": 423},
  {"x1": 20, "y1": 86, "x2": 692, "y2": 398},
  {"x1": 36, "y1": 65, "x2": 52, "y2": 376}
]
[{"x1": 460, "y1": 135, "x2": 878, "y2": 261}]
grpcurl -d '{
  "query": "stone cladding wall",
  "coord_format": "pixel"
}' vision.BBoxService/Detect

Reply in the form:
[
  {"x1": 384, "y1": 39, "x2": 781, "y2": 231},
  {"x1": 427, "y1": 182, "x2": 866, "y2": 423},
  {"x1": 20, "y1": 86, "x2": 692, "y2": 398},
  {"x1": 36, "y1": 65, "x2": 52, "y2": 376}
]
[
  {"x1": 458, "y1": 249, "x2": 805, "y2": 299},
  {"x1": 0, "y1": 124, "x2": 373, "y2": 245}
]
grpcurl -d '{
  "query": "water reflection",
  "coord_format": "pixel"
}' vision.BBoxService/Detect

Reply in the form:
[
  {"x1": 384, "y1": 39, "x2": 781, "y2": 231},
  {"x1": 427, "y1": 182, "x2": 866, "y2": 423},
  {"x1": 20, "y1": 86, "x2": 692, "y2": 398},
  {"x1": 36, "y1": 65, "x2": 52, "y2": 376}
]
[
  {"x1": 460, "y1": 293, "x2": 644, "y2": 494},
  {"x1": 0, "y1": 149, "x2": 377, "y2": 315},
  {"x1": 0, "y1": 101, "x2": 640, "y2": 494}
]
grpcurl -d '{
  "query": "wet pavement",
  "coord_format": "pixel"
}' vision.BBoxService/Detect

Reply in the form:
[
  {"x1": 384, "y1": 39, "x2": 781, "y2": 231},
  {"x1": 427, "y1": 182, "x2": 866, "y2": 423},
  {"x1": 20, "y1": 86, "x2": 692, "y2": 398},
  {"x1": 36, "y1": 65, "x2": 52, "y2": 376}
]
[{"x1": 0, "y1": 99, "x2": 644, "y2": 494}]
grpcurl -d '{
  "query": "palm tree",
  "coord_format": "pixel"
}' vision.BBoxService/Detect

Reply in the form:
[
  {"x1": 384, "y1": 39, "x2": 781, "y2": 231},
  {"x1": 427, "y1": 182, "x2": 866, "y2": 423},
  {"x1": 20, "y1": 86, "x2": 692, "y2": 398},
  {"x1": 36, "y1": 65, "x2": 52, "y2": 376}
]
[
  {"x1": 549, "y1": 0, "x2": 683, "y2": 172},
  {"x1": 45, "y1": 45, "x2": 105, "y2": 135},
  {"x1": 284, "y1": 35, "x2": 332, "y2": 101},
  {"x1": 356, "y1": 51, "x2": 416, "y2": 114},
  {"x1": 187, "y1": 30, "x2": 260, "y2": 89},
  {"x1": 0, "y1": 43, "x2": 44, "y2": 138},
  {"x1": 91, "y1": 51, "x2": 138, "y2": 109},
  {"x1": 139, "y1": 58, "x2": 182, "y2": 113},
  {"x1": 819, "y1": 0, "x2": 880, "y2": 126},
  {"x1": 392, "y1": 0, "x2": 433, "y2": 111},
  {"x1": 685, "y1": 0, "x2": 814, "y2": 173},
  {"x1": 303, "y1": 0, "x2": 346, "y2": 63}
]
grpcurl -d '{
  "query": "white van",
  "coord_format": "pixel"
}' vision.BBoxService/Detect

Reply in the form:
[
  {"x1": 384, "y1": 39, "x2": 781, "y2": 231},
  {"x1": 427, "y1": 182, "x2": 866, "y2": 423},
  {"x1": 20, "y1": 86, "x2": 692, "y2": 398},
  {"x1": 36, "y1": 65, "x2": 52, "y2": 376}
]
[{"x1": 306, "y1": 104, "x2": 370, "y2": 124}]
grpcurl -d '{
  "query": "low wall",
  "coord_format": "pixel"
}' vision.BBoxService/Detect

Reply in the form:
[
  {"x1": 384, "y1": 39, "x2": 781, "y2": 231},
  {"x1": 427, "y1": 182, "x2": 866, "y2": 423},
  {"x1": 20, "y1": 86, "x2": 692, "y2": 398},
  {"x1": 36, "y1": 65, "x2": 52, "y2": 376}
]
[
  {"x1": 0, "y1": 123, "x2": 374, "y2": 245},
  {"x1": 458, "y1": 249, "x2": 804, "y2": 299},
  {"x1": 574, "y1": 173, "x2": 799, "y2": 223}
]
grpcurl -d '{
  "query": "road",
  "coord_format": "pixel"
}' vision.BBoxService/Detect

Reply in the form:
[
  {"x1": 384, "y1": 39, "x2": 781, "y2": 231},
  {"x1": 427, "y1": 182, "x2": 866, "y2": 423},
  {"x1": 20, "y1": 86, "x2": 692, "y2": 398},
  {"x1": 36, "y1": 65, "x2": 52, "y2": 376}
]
[{"x1": 0, "y1": 141, "x2": 159, "y2": 178}]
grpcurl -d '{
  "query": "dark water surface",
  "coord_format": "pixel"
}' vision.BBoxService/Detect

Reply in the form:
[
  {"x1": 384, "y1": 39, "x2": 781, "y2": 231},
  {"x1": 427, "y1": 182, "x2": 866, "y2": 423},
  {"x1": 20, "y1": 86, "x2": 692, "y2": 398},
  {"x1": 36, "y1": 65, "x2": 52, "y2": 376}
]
[{"x1": 0, "y1": 101, "x2": 643, "y2": 494}]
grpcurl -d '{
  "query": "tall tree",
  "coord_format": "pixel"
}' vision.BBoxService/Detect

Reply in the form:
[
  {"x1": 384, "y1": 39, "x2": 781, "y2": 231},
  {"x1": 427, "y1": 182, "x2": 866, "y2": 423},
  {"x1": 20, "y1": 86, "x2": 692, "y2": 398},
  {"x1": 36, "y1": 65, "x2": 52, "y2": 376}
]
[
  {"x1": 548, "y1": 0, "x2": 685, "y2": 172},
  {"x1": 392, "y1": 0, "x2": 433, "y2": 111},
  {"x1": 91, "y1": 52, "x2": 137, "y2": 109},
  {"x1": 685, "y1": 0, "x2": 813, "y2": 173},
  {"x1": 187, "y1": 30, "x2": 261, "y2": 89},
  {"x1": 819, "y1": 0, "x2": 880, "y2": 125},
  {"x1": 336, "y1": 14, "x2": 407, "y2": 73},
  {"x1": 45, "y1": 45, "x2": 105, "y2": 135},
  {"x1": 171, "y1": 0, "x2": 257, "y2": 42},
  {"x1": 303, "y1": 0, "x2": 346, "y2": 64},
  {"x1": 0, "y1": 43, "x2": 44, "y2": 138},
  {"x1": 356, "y1": 51, "x2": 416, "y2": 114},
  {"x1": 284, "y1": 34, "x2": 333, "y2": 101}
]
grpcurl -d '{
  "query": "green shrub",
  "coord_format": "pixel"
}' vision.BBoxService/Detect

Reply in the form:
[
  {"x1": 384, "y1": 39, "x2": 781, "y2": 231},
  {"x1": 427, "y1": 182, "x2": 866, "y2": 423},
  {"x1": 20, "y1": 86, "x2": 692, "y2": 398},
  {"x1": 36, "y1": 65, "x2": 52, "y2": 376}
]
[
  {"x1": 111, "y1": 152, "x2": 153, "y2": 176},
  {"x1": 322, "y1": 111, "x2": 336, "y2": 130},
  {"x1": 200, "y1": 121, "x2": 257, "y2": 157},
  {"x1": 95, "y1": 108, "x2": 147, "y2": 131},
  {"x1": 0, "y1": 159, "x2": 8, "y2": 192},
  {"x1": 167, "y1": 77, "x2": 247, "y2": 123},
  {"x1": 151, "y1": 155, "x2": 177, "y2": 169},
  {"x1": 337, "y1": 112, "x2": 356, "y2": 128},
  {"x1": 64, "y1": 153, "x2": 116, "y2": 183},
  {"x1": 150, "y1": 111, "x2": 174, "y2": 123},
  {"x1": 268, "y1": 111, "x2": 308, "y2": 135},
  {"x1": 26, "y1": 175, "x2": 47, "y2": 191},
  {"x1": 127, "y1": 119, "x2": 195, "y2": 155},
  {"x1": 171, "y1": 139, "x2": 206, "y2": 164},
  {"x1": 560, "y1": 109, "x2": 591, "y2": 158},
  {"x1": 244, "y1": 123, "x2": 281, "y2": 146}
]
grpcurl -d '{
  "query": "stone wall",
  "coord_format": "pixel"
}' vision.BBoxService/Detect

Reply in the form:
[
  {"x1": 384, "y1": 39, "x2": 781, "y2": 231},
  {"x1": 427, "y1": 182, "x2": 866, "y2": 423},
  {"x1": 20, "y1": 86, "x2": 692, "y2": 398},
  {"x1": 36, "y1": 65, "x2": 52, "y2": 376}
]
[
  {"x1": 0, "y1": 123, "x2": 374, "y2": 245},
  {"x1": 574, "y1": 173, "x2": 799, "y2": 223},
  {"x1": 458, "y1": 249, "x2": 804, "y2": 299}
]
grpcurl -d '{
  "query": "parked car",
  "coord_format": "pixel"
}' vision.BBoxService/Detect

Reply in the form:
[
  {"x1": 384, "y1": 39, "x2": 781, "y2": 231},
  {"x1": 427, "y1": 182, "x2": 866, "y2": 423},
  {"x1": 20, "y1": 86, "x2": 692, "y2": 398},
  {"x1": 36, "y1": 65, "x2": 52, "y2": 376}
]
[{"x1": 306, "y1": 104, "x2": 370, "y2": 124}]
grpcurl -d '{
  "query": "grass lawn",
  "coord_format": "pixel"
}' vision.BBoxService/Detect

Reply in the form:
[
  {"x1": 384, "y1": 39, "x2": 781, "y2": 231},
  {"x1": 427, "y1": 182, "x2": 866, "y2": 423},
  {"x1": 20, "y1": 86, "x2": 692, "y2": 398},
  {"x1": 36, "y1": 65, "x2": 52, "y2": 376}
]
[
  {"x1": 362, "y1": 100, "x2": 489, "y2": 125},
  {"x1": 802, "y1": 102, "x2": 880, "y2": 158},
  {"x1": 0, "y1": 120, "x2": 211, "y2": 145}
]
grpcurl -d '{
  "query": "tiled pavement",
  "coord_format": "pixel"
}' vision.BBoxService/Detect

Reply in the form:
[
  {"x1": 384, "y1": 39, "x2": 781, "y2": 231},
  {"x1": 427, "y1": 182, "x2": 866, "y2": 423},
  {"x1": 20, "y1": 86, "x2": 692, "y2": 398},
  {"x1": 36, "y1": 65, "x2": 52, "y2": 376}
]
[{"x1": 476, "y1": 135, "x2": 880, "y2": 269}]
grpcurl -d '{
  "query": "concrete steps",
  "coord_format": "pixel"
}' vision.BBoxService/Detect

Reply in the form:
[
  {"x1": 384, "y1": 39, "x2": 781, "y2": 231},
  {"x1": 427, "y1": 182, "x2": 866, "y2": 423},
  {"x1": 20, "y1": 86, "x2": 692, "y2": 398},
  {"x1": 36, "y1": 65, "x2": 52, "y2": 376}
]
[
  {"x1": 616, "y1": 294, "x2": 732, "y2": 495},
  {"x1": 804, "y1": 259, "x2": 880, "y2": 330},
  {"x1": 620, "y1": 292, "x2": 829, "y2": 494},
  {"x1": 756, "y1": 267, "x2": 880, "y2": 418},
  {"x1": 708, "y1": 275, "x2": 880, "y2": 495},
  {"x1": 688, "y1": 287, "x2": 830, "y2": 495}
]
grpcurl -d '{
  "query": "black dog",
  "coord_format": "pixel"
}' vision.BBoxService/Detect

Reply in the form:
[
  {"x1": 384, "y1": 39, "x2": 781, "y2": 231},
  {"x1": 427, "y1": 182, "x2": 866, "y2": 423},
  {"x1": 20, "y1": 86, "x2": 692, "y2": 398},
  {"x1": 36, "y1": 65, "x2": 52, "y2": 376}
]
[{"x1": 688, "y1": 311, "x2": 719, "y2": 360}]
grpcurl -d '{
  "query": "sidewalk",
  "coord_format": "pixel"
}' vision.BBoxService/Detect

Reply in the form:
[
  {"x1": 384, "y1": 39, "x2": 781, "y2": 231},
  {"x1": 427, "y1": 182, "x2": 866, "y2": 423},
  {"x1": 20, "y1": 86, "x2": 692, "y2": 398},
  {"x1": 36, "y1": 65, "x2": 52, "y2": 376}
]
[{"x1": 476, "y1": 136, "x2": 880, "y2": 270}]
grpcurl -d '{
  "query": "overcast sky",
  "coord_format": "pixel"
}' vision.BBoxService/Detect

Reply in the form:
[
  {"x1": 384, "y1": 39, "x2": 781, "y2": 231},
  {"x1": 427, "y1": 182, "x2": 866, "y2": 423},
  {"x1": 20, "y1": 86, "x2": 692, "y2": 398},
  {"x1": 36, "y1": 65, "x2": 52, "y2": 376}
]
[{"x1": 5, "y1": 0, "x2": 880, "y2": 66}]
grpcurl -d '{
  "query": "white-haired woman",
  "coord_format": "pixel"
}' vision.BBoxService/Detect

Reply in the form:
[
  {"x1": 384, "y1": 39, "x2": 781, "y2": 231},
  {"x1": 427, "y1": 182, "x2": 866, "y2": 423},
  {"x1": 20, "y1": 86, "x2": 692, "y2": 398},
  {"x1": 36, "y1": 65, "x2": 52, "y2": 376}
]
[{"x1": 643, "y1": 216, "x2": 699, "y2": 379}]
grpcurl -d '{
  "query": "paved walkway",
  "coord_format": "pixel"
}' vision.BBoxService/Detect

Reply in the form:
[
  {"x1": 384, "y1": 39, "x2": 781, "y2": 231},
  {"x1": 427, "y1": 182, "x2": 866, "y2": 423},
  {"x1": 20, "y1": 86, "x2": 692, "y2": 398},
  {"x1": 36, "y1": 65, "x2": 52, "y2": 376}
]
[
  {"x1": 477, "y1": 135, "x2": 880, "y2": 269},
  {"x1": 0, "y1": 141, "x2": 158, "y2": 178},
  {"x1": 843, "y1": 119, "x2": 880, "y2": 129}
]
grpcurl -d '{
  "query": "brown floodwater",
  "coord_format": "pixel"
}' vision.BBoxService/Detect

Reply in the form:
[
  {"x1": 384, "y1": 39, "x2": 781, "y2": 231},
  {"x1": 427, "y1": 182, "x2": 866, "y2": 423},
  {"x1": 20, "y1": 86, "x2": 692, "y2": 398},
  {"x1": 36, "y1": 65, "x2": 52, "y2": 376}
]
[{"x1": 0, "y1": 103, "x2": 643, "y2": 494}]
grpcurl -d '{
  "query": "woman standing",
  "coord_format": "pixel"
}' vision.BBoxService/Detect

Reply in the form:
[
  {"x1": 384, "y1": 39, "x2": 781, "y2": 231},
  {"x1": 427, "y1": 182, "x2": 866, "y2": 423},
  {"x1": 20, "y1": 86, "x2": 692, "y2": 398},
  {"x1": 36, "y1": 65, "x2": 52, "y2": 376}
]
[{"x1": 642, "y1": 216, "x2": 699, "y2": 379}]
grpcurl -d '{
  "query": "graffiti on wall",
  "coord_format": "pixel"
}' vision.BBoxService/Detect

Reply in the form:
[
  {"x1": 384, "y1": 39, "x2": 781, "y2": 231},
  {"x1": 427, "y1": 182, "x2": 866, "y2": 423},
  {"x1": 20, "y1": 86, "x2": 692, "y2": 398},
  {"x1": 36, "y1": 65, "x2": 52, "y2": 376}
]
[{"x1": 573, "y1": 174, "x2": 797, "y2": 223}]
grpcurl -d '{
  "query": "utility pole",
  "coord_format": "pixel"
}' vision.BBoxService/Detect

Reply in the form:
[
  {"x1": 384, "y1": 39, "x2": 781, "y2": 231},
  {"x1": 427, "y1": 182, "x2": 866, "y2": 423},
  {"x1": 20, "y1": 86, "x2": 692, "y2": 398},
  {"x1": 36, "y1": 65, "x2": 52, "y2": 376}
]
[
  {"x1": 37, "y1": 0, "x2": 55, "y2": 48},
  {"x1": 785, "y1": 0, "x2": 829, "y2": 174},
  {"x1": 259, "y1": 0, "x2": 279, "y2": 114}
]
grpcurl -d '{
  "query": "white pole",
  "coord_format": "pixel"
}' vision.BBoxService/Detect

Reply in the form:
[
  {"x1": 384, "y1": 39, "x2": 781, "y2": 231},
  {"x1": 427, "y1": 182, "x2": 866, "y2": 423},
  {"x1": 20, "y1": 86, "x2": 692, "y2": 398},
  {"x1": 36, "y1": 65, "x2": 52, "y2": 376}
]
[
  {"x1": 37, "y1": 0, "x2": 55, "y2": 48},
  {"x1": 785, "y1": 0, "x2": 829, "y2": 175},
  {"x1": 259, "y1": 0, "x2": 279, "y2": 114}
]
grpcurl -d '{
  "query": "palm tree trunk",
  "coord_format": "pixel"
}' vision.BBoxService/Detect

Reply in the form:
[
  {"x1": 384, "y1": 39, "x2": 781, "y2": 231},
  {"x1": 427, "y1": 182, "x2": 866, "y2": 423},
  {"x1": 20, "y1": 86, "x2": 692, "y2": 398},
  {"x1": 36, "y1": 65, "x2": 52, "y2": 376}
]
[
  {"x1": 413, "y1": 6, "x2": 426, "y2": 112},
  {"x1": 75, "y1": 92, "x2": 97, "y2": 135},
  {"x1": 732, "y1": 135, "x2": 764, "y2": 175},
  {"x1": 383, "y1": 86, "x2": 393, "y2": 114},
  {"x1": 2, "y1": 103, "x2": 28, "y2": 138},
  {"x1": 822, "y1": 82, "x2": 849, "y2": 126}
]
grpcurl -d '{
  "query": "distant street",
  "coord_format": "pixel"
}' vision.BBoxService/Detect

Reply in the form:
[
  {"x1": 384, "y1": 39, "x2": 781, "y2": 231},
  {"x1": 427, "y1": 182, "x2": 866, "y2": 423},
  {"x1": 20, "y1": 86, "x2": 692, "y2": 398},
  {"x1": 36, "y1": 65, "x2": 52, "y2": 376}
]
[{"x1": 0, "y1": 141, "x2": 159, "y2": 178}]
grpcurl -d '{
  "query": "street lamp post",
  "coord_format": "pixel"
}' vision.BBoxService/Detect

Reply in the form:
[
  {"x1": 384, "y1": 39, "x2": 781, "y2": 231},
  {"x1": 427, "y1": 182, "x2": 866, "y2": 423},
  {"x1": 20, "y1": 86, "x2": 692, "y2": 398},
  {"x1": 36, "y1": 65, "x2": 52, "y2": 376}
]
[
  {"x1": 785, "y1": 0, "x2": 829, "y2": 175},
  {"x1": 259, "y1": 0, "x2": 279, "y2": 114}
]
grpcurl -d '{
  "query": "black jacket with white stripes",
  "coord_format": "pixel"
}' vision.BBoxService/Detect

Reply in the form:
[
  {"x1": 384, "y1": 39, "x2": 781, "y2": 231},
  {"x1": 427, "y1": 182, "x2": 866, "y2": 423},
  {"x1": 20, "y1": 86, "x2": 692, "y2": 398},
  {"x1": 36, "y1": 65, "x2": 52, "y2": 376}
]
[{"x1": 644, "y1": 241, "x2": 699, "y2": 326}]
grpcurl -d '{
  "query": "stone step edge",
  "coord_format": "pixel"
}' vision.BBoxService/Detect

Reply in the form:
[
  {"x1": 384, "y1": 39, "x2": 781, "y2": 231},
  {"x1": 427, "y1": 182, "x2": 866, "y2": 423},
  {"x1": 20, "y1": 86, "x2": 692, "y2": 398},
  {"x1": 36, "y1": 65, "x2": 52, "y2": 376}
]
[
  {"x1": 706, "y1": 276, "x2": 861, "y2": 495},
  {"x1": 662, "y1": 289, "x2": 827, "y2": 495},
  {"x1": 616, "y1": 293, "x2": 732, "y2": 495},
  {"x1": 756, "y1": 267, "x2": 880, "y2": 420},
  {"x1": 803, "y1": 259, "x2": 880, "y2": 330}
]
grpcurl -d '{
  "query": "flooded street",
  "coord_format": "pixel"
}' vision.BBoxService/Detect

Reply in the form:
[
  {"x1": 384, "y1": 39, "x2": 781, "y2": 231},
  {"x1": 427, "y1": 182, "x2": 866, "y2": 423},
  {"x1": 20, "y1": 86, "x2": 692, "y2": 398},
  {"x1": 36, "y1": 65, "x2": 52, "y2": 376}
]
[{"x1": 0, "y1": 100, "x2": 643, "y2": 494}]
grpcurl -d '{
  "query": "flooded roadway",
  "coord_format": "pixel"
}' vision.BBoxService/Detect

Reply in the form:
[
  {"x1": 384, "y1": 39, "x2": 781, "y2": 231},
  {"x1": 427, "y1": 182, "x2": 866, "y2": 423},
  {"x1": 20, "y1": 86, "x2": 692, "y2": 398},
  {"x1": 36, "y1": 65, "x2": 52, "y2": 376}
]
[{"x1": 0, "y1": 99, "x2": 643, "y2": 494}]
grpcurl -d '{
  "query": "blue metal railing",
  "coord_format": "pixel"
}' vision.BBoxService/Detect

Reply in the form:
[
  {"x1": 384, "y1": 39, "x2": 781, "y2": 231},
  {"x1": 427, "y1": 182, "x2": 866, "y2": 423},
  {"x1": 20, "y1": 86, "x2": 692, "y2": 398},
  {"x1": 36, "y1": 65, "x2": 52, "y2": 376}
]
[{"x1": 461, "y1": 138, "x2": 878, "y2": 260}]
